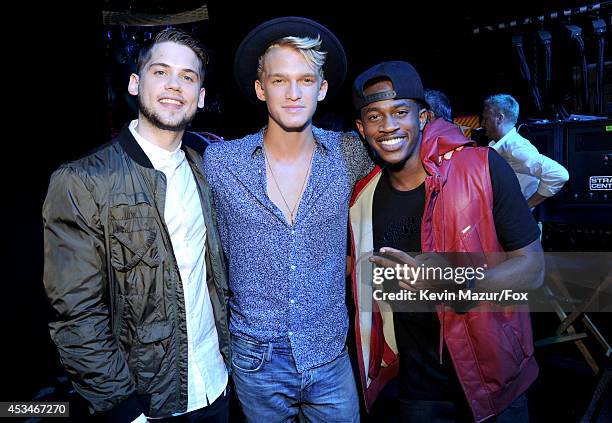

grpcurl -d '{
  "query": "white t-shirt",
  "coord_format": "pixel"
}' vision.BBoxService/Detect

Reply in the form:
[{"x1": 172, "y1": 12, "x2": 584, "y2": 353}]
[{"x1": 129, "y1": 120, "x2": 227, "y2": 418}]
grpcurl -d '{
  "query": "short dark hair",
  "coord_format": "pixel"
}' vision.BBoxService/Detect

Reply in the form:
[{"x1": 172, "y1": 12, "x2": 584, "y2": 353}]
[
  {"x1": 136, "y1": 28, "x2": 208, "y2": 85},
  {"x1": 424, "y1": 89, "x2": 452, "y2": 122}
]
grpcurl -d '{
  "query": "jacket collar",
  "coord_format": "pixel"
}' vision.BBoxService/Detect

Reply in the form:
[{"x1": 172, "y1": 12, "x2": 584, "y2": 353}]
[
  {"x1": 117, "y1": 123, "x2": 206, "y2": 169},
  {"x1": 117, "y1": 123, "x2": 155, "y2": 169},
  {"x1": 419, "y1": 118, "x2": 475, "y2": 177}
]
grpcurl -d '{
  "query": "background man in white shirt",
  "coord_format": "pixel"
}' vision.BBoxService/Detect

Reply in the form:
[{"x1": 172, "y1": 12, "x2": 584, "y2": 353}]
[{"x1": 481, "y1": 94, "x2": 569, "y2": 208}]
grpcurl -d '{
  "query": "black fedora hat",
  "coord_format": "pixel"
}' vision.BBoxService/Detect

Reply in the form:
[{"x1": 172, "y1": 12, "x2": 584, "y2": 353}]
[{"x1": 234, "y1": 16, "x2": 347, "y2": 105}]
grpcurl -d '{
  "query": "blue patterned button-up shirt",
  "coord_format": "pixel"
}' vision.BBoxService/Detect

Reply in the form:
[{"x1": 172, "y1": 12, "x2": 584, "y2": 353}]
[{"x1": 203, "y1": 126, "x2": 372, "y2": 371}]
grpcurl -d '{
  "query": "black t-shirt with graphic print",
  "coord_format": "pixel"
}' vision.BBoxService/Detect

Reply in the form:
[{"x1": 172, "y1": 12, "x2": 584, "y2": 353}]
[{"x1": 371, "y1": 149, "x2": 540, "y2": 402}]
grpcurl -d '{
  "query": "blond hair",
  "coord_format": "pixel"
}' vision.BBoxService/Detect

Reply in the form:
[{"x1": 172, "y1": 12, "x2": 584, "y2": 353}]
[{"x1": 257, "y1": 36, "x2": 327, "y2": 81}]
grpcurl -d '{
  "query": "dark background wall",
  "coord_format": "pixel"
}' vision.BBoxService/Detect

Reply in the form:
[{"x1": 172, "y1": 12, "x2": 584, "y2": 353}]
[{"x1": 4, "y1": 1, "x2": 610, "y2": 418}]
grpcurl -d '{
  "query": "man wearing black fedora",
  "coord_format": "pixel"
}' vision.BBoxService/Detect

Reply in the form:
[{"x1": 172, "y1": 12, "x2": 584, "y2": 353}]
[{"x1": 203, "y1": 16, "x2": 371, "y2": 422}]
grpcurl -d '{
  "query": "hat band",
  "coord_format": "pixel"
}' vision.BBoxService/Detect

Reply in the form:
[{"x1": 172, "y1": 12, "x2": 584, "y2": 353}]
[{"x1": 363, "y1": 89, "x2": 397, "y2": 105}]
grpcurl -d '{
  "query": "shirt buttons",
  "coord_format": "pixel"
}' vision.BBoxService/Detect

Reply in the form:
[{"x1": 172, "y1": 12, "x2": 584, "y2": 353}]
[
  {"x1": 290, "y1": 299, "x2": 295, "y2": 304},
  {"x1": 291, "y1": 230, "x2": 295, "y2": 235},
  {"x1": 288, "y1": 331, "x2": 293, "y2": 336},
  {"x1": 290, "y1": 265, "x2": 296, "y2": 270}
]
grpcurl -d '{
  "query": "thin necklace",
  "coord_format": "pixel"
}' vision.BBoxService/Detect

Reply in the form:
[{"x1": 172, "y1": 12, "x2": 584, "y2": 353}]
[{"x1": 263, "y1": 142, "x2": 315, "y2": 226}]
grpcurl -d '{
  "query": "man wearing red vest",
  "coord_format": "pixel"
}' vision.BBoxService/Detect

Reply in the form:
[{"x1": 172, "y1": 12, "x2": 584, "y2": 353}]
[{"x1": 349, "y1": 61, "x2": 544, "y2": 422}]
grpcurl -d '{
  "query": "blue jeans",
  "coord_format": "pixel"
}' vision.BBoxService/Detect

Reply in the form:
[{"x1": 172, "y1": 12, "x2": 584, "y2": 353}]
[{"x1": 230, "y1": 336, "x2": 359, "y2": 422}]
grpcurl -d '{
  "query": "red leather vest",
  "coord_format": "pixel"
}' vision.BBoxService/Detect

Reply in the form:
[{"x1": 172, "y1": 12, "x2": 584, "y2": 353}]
[
  {"x1": 420, "y1": 119, "x2": 538, "y2": 422},
  {"x1": 350, "y1": 119, "x2": 538, "y2": 422}
]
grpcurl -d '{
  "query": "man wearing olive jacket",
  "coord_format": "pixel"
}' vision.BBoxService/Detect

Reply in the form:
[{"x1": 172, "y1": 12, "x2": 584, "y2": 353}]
[{"x1": 43, "y1": 28, "x2": 230, "y2": 422}]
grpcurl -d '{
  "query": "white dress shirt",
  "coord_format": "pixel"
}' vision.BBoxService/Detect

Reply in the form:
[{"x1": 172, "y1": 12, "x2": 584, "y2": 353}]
[
  {"x1": 129, "y1": 120, "x2": 227, "y2": 418},
  {"x1": 489, "y1": 127, "x2": 569, "y2": 200}
]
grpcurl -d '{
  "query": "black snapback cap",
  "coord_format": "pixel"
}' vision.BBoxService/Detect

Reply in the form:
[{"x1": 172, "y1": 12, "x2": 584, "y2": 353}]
[{"x1": 353, "y1": 61, "x2": 425, "y2": 111}]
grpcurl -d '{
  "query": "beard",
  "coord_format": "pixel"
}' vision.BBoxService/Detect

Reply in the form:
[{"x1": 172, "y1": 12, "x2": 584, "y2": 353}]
[{"x1": 138, "y1": 97, "x2": 196, "y2": 132}]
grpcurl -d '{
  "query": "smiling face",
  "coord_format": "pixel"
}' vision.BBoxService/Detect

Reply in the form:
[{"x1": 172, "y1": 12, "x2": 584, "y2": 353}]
[
  {"x1": 128, "y1": 41, "x2": 205, "y2": 132},
  {"x1": 255, "y1": 45, "x2": 328, "y2": 132},
  {"x1": 356, "y1": 79, "x2": 428, "y2": 166}
]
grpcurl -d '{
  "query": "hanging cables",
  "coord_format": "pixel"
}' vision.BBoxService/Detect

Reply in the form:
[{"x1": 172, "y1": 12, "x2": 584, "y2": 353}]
[
  {"x1": 592, "y1": 18, "x2": 607, "y2": 114},
  {"x1": 537, "y1": 30, "x2": 553, "y2": 101},
  {"x1": 565, "y1": 24, "x2": 590, "y2": 112},
  {"x1": 512, "y1": 35, "x2": 544, "y2": 111}
]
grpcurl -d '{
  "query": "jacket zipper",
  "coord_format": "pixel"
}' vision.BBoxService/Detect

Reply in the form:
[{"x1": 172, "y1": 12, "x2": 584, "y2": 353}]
[{"x1": 425, "y1": 174, "x2": 446, "y2": 365}]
